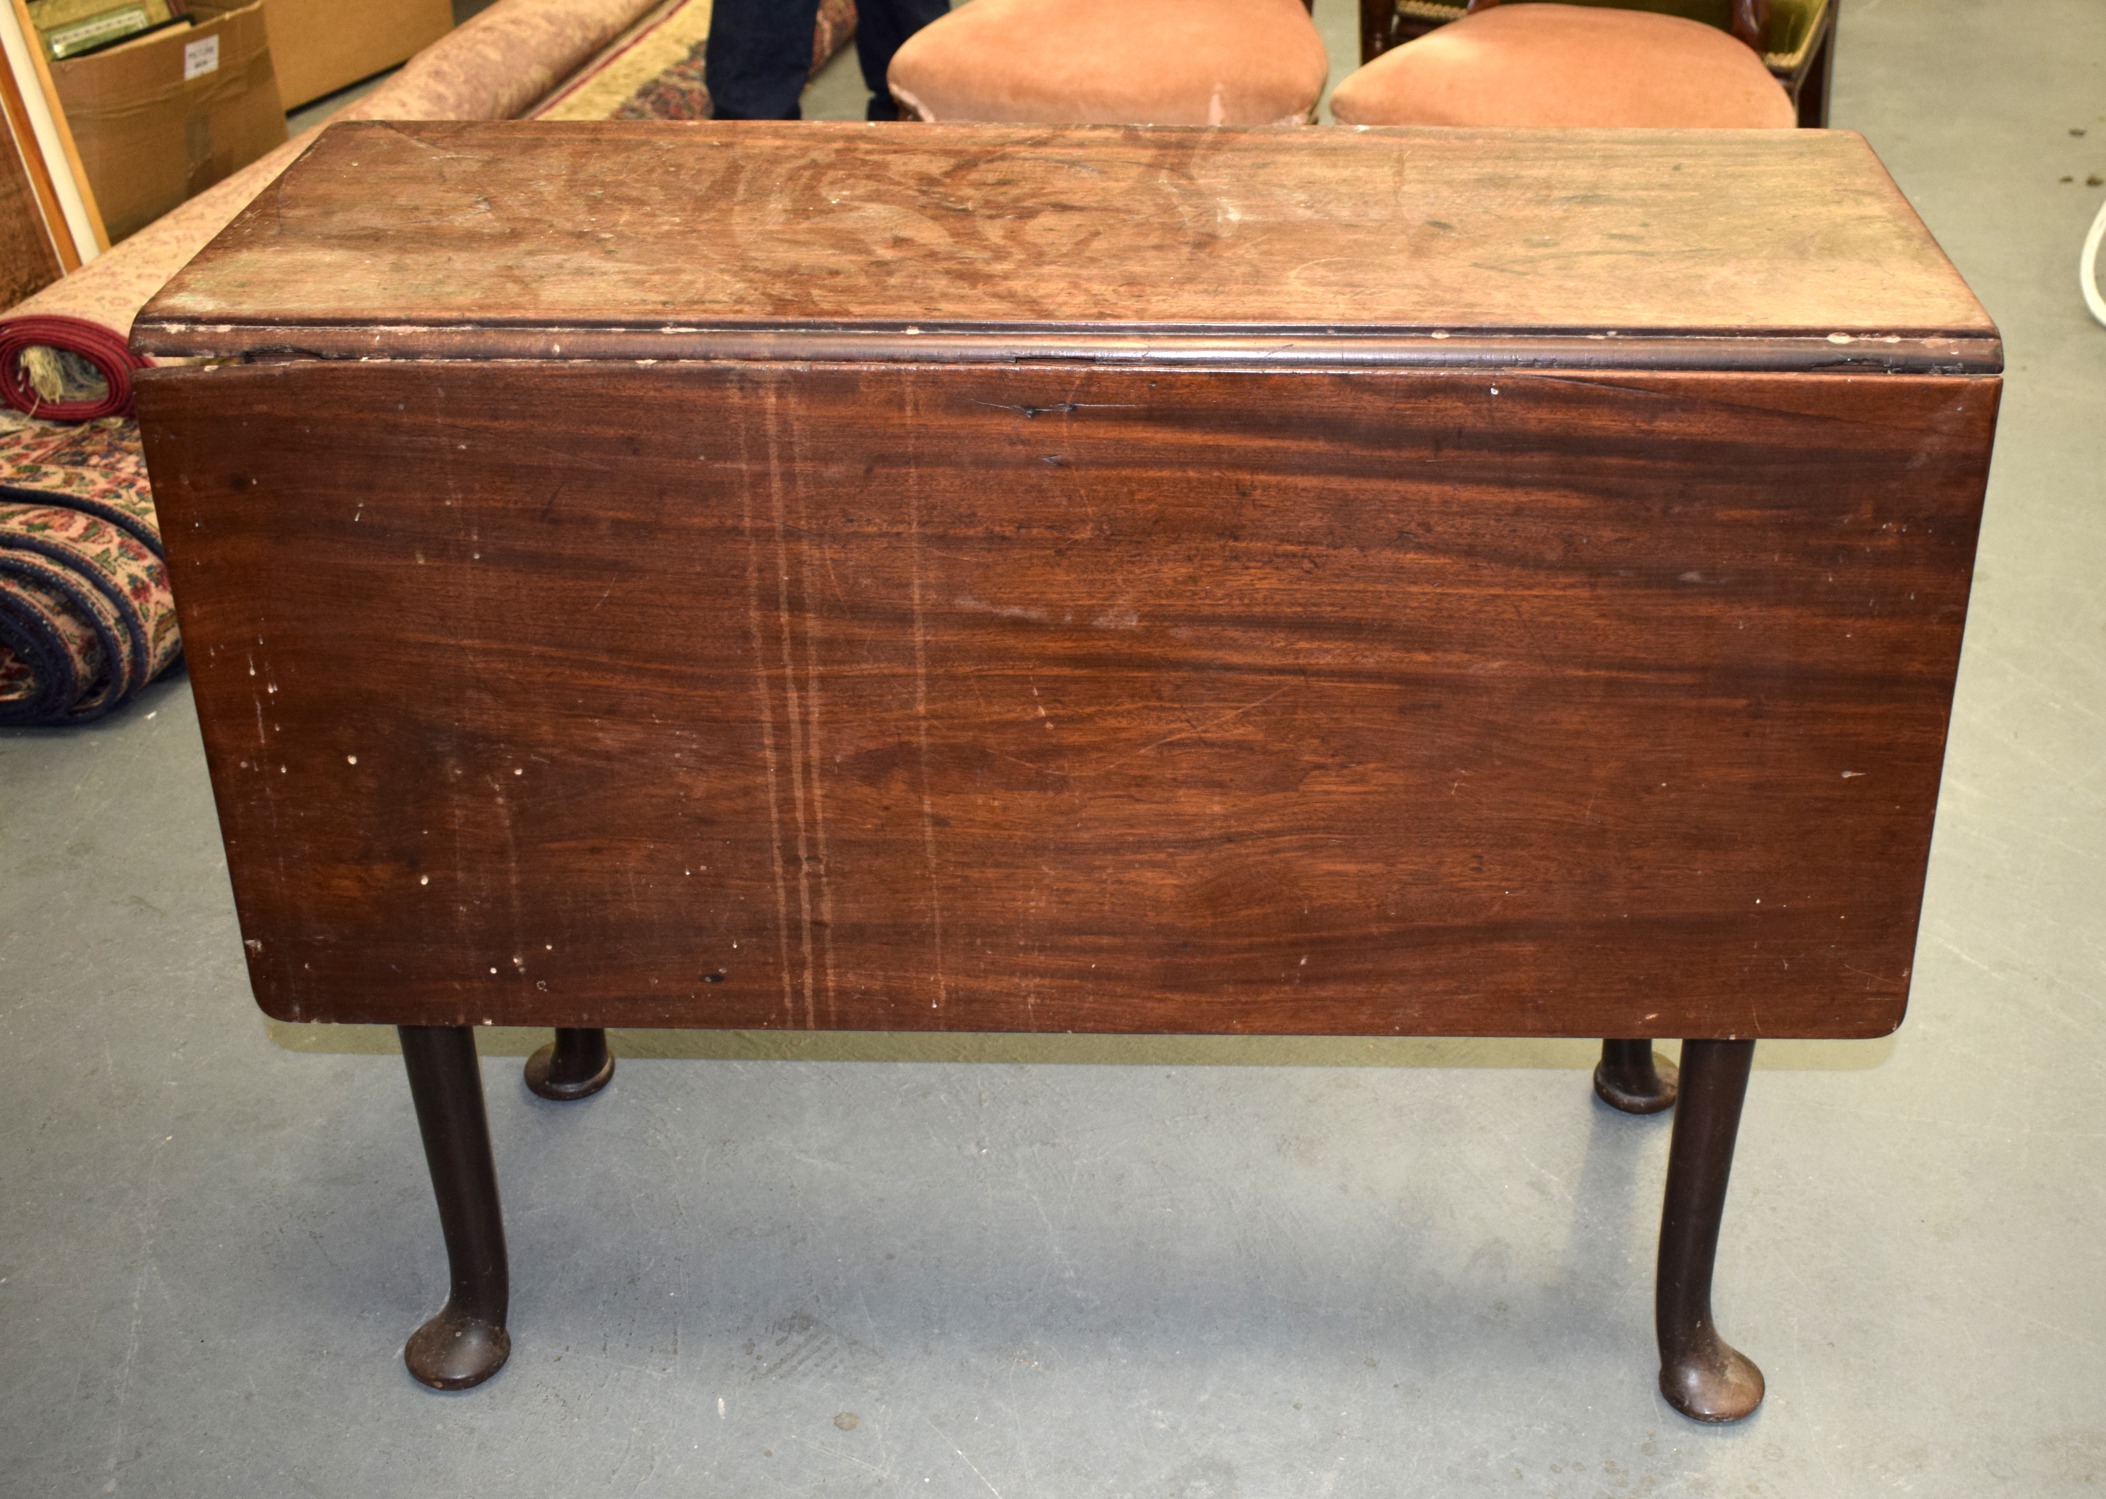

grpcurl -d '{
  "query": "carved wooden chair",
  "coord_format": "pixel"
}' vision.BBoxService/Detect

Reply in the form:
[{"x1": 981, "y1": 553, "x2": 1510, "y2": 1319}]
[
  {"x1": 885, "y1": 0, "x2": 1329, "y2": 125},
  {"x1": 1334, "y1": 0, "x2": 1803, "y2": 128},
  {"x1": 1355, "y1": 0, "x2": 1835, "y2": 126}
]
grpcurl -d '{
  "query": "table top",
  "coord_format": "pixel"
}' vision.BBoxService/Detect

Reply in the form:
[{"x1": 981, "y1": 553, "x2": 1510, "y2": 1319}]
[{"x1": 136, "y1": 120, "x2": 1997, "y2": 373}]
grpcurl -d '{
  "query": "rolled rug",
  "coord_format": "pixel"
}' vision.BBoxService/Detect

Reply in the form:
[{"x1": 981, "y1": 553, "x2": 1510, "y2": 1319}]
[
  {"x1": 342, "y1": 0, "x2": 673, "y2": 124},
  {"x1": 0, "y1": 410, "x2": 175, "y2": 725},
  {"x1": 0, "y1": 315, "x2": 145, "y2": 423}
]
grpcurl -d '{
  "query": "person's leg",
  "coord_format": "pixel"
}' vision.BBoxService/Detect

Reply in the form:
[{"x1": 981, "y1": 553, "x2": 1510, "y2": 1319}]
[
  {"x1": 707, "y1": 0, "x2": 826, "y2": 120},
  {"x1": 855, "y1": 0, "x2": 950, "y2": 120}
]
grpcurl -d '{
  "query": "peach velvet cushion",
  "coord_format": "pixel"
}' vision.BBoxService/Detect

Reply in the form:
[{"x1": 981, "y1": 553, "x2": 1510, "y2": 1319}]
[
  {"x1": 888, "y1": 0, "x2": 1329, "y2": 126},
  {"x1": 1330, "y1": 3, "x2": 1796, "y2": 129}
]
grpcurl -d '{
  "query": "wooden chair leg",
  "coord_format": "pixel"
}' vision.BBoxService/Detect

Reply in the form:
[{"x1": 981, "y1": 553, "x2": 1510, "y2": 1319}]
[
  {"x1": 1359, "y1": 0, "x2": 1397, "y2": 62},
  {"x1": 1594, "y1": 1038, "x2": 1678, "y2": 1113},
  {"x1": 1794, "y1": 0, "x2": 1838, "y2": 127},
  {"x1": 399, "y1": 1025, "x2": 511, "y2": 1390},
  {"x1": 1656, "y1": 1038, "x2": 1763, "y2": 1422},
  {"x1": 525, "y1": 1027, "x2": 615, "y2": 1101}
]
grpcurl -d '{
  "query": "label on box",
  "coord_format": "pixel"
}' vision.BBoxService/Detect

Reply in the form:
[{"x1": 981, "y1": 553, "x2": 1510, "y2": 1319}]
[{"x1": 182, "y1": 33, "x2": 219, "y2": 79}]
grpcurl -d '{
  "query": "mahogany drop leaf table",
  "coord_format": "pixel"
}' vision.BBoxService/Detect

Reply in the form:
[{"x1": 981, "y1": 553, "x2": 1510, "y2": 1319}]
[{"x1": 132, "y1": 120, "x2": 1998, "y2": 1420}]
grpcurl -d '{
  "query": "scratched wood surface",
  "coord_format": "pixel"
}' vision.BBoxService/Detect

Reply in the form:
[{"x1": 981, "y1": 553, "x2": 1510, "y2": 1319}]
[
  {"x1": 137, "y1": 359, "x2": 1995, "y2": 1037},
  {"x1": 133, "y1": 121, "x2": 1996, "y2": 371}
]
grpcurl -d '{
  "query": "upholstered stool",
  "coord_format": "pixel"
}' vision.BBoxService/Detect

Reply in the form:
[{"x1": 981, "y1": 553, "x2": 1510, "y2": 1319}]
[
  {"x1": 887, "y1": 0, "x2": 1329, "y2": 125},
  {"x1": 1330, "y1": 0, "x2": 1795, "y2": 129}
]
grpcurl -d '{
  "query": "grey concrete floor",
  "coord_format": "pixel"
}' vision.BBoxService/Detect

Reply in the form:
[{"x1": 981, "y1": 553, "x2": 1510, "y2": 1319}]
[{"x1": 5, "y1": 1, "x2": 2106, "y2": 1494}]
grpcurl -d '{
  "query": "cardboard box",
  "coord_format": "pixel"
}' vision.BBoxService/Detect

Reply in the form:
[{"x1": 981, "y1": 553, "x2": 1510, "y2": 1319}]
[
  {"x1": 52, "y1": 0, "x2": 284, "y2": 241},
  {"x1": 261, "y1": 0, "x2": 449, "y2": 110}
]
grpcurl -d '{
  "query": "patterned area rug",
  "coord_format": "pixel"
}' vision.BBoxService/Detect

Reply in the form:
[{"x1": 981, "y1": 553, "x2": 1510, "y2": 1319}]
[
  {"x1": 0, "y1": 410, "x2": 173, "y2": 725},
  {"x1": 0, "y1": 0, "x2": 858, "y2": 728}
]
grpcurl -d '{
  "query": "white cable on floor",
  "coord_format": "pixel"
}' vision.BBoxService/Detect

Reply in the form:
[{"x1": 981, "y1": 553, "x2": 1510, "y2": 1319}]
[{"x1": 2084, "y1": 194, "x2": 2106, "y2": 328}]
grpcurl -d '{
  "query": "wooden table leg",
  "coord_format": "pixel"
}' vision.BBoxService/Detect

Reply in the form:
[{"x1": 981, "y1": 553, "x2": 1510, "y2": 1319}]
[
  {"x1": 525, "y1": 1027, "x2": 615, "y2": 1102},
  {"x1": 1595, "y1": 1039, "x2": 1678, "y2": 1114},
  {"x1": 1656, "y1": 1038, "x2": 1764, "y2": 1422},
  {"x1": 399, "y1": 1025, "x2": 511, "y2": 1390}
]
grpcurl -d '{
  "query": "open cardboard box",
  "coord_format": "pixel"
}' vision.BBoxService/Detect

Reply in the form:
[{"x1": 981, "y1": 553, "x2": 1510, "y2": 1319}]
[{"x1": 51, "y1": 0, "x2": 283, "y2": 241}]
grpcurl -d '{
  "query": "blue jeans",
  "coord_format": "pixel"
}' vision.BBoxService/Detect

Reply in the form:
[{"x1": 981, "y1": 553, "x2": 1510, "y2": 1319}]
[{"x1": 706, "y1": 0, "x2": 951, "y2": 120}]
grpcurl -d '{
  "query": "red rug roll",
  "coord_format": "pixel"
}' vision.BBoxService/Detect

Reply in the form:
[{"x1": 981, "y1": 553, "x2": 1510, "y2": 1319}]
[{"x1": 0, "y1": 315, "x2": 150, "y2": 422}]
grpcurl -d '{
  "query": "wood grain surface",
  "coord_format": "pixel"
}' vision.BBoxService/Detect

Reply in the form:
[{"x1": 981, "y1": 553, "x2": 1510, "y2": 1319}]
[
  {"x1": 0, "y1": 54, "x2": 68, "y2": 305},
  {"x1": 138, "y1": 358, "x2": 1996, "y2": 1038},
  {"x1": 134, "y1": 121, "x2": 1997, "y2": 371}
]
